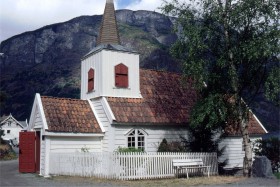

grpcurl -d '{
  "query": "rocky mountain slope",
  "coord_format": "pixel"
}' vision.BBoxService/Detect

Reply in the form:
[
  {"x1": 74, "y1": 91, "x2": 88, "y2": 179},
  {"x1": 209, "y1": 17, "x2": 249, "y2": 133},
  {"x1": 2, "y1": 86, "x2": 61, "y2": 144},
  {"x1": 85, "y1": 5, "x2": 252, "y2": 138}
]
[{"x1": 0, "y1": 10, "x2": 278, "y2": 133}]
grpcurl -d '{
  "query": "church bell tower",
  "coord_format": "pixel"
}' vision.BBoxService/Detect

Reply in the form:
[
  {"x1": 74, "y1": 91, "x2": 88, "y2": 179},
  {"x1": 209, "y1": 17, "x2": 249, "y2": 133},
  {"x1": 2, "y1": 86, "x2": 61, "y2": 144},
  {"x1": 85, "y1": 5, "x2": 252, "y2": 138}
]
[{"x1": 80, "y1": 0, "x2": 141, "y2": 100}]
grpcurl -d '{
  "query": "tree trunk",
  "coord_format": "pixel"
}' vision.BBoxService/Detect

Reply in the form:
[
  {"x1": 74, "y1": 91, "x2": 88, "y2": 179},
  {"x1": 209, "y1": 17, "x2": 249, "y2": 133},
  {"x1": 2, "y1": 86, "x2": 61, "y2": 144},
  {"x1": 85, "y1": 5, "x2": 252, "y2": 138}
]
[
  {"x1": 238, "y1": 106, "x2": 252, "y2": 177},
  {"x1": 221, "y1": 0, "x2": 253, "y2": 177}
]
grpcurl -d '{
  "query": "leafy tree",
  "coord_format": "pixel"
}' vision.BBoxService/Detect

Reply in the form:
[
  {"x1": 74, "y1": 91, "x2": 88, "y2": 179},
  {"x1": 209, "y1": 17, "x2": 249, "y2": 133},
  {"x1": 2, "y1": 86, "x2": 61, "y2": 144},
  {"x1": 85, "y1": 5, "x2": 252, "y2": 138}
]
[
  {"x1": 157, "y1": 138, "x2": 186, "y2": 152},
  {"x1": 0, "y1": 127, "x2": 4, "y2": 145},
  {"x1": 161, "y1": 0, "x2": 279, "y2": 177},
  {"x1": 183, "y1": 93, "x2": 227, "y2": 151},
  {"x1": 265, "y1": 67, "x2": 280, "y2": 106}
]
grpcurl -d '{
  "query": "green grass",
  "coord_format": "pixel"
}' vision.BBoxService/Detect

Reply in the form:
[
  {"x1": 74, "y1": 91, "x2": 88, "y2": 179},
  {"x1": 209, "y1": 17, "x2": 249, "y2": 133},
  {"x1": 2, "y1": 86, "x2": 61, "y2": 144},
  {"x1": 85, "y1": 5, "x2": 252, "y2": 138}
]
[{"x1": 274, "y1": 172, "x2": 280, "y2": 179}]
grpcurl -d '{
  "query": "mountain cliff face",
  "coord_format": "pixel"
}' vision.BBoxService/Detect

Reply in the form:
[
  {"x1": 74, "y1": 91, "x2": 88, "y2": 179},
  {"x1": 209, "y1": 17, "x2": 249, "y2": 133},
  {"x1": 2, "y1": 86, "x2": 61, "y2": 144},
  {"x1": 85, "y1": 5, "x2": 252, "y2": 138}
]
[
  {"x1": 0, "y1": 10, "x2": 178, "y2": 120},
  {"x1": 0, "y1": 10, "x2": 278, "y2": 133}
]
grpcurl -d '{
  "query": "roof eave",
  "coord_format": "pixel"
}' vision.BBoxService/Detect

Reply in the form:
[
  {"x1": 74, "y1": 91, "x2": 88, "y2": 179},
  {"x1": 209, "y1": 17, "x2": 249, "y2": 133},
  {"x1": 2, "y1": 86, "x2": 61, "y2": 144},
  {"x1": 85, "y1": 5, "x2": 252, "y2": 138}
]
[
  {"x1": 111, "y1": 122, "x2": 189, "y2": 126},
  {"x1": 81, "y1": 45, "x2": 139, "y2": 61},
  {"x1": 44, "y1": 132, "x2": 105, "y2": 137}
]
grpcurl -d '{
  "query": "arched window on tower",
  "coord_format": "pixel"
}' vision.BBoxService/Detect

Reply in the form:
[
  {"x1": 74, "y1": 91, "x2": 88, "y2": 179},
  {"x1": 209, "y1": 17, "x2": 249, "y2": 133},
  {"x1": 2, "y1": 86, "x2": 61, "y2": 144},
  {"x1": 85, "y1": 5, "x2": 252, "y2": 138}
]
[
  {"x1": 88, "y1": 68, "x2": 94, "y2": 92},
  {"x1": 115, "y1": 63, "x2": 128, "y2": 88}
]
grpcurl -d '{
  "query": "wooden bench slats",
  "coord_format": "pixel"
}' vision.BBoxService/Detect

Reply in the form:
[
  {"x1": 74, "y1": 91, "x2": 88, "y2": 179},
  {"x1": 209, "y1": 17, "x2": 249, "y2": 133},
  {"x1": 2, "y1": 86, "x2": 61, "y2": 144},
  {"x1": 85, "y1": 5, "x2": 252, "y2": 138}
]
[{"x1": 172, "y1": 158, "x2": 211, "y2": 179}]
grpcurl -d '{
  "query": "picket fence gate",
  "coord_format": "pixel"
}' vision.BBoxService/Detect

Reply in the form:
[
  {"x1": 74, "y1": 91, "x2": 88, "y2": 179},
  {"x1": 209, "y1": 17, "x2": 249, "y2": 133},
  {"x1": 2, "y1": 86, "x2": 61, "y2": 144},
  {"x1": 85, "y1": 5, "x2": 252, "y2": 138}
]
[{"x1": 49, "y1": 152, "x2": 218, "y2": 180}]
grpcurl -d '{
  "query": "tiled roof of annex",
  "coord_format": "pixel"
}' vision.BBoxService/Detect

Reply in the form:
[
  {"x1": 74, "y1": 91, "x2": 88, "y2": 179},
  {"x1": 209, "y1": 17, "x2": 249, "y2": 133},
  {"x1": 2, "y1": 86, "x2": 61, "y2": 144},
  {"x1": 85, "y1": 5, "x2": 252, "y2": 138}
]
[
  {"x1": 107, "y1": 69, "x2": 267, "y2": 135},
  {"x1": 107, "y1": 69, "x2": 198, "y2": 125},
  {"x1": 225, "y1": 112, "x2": 267, "y2": 136},
  {"x1": 41, "y1": 96, "x2": 102, "y2": 133}
]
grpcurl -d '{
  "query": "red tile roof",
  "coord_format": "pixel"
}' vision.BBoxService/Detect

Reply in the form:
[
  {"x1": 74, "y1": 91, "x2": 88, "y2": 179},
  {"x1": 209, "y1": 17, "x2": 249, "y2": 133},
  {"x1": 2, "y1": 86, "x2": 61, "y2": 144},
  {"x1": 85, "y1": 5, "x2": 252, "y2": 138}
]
[
  {"x1": 39, "y1": 69, "x2": 265, "y2": 135},
  {"x1": 41, "y1": 96, "x2": 102, "y2": 133},
  {"x1": 107, "y1": 69, "x2": 266, "y2": 135},
  {"x1": 107, "y1": 69, "x2": 198, "y2": 124},
  {"x1": 225, "y1": 112, "x2": 267, "y2": 135}
]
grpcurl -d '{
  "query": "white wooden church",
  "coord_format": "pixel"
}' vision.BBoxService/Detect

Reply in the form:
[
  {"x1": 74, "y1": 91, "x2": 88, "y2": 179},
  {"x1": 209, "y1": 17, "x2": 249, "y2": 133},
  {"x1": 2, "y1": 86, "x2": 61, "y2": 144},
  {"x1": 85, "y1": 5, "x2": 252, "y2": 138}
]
[{"x1": 27, "y1": 0, "x2": 267, "y2": 177}]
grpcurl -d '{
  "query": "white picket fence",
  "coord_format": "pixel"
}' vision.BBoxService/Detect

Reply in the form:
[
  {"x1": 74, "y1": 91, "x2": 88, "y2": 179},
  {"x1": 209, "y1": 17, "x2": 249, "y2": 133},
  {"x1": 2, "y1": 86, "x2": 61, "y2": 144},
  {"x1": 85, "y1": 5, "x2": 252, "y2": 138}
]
[{"x1": 49, "y1": 152, "x2": 218, "y2": 180}]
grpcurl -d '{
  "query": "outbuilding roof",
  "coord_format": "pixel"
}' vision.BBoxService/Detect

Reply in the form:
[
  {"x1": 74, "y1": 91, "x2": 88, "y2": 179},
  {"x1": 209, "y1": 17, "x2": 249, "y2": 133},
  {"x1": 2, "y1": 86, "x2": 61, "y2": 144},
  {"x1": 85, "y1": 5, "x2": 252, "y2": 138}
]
[
  {"x1": 225, "y1": 112, "x2": 267, "y2": 136},
  {"x1": 41, "y1": 97, "x2": 102, "y2": 133}
]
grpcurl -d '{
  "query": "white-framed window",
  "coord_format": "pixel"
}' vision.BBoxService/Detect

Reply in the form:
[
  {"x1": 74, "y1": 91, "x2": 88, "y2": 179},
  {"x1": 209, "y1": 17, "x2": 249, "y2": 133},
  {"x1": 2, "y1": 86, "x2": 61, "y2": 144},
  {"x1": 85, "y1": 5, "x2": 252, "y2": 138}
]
[
  {"x1": 7, "y1": 130, "x2": 10, "y2": 134},
  {"x1": 127, "y1": 129, "x2": 145, "y2": 151}
]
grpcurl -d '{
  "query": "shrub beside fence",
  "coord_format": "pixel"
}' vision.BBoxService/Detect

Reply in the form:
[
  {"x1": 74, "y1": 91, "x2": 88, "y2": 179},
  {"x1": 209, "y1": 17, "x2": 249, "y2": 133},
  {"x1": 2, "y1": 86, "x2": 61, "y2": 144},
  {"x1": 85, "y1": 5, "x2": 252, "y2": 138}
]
[{"x1": 49, "y1": 152, "x2": 218, "y2": 180}]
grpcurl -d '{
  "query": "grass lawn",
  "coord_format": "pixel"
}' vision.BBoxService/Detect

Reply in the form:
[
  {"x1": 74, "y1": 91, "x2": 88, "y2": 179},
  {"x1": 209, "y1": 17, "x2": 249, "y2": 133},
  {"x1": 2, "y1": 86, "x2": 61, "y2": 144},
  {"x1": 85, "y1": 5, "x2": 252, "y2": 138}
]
[
  {"x1": 54, "y1": 176, "x2": 247, "y2": 187},
  {"x1": 274, "y1": 172, "x2": 280, "y2": 179}
]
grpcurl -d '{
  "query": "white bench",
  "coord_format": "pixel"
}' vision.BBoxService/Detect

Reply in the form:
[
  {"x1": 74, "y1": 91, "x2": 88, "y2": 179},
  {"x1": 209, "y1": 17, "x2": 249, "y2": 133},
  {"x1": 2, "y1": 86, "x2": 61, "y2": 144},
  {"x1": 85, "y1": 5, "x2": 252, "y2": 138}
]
[{"x1": 173, "y1": 158, "x2": 211, "y2": 179}]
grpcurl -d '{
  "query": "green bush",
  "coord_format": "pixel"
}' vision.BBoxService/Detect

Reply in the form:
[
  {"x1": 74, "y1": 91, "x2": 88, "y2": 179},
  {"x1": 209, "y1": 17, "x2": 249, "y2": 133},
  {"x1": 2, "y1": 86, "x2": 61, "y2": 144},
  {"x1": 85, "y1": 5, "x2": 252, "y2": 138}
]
[
  {"x1": 157, "y1": 138, "x2": 186, "y2": 152},
  {"x1": 274, "y1": 172, "x2": 280, "y2": 179},
  {"x1": 0, "y1": 147, "x2": 17, "y2": 160},
  {"x1": 253, "y1": 138, "x2": 280, "y2": 173},
  {"x1": 115, "y1": 147, "x2": 144, "y2": 153}
]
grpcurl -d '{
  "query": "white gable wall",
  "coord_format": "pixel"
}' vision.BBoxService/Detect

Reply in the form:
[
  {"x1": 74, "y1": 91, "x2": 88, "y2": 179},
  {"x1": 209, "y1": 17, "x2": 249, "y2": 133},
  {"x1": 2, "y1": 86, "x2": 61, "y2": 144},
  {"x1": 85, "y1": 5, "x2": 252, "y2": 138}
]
[
  {"x1": 33, "y1": 107, "x2": 44, "y2": 129},
  {"x1": 28, "y1": 93, "x2": 48, "y2": 132},
  {"x1": 81, "y1": 50, "x2": 141, "y2": 100}
]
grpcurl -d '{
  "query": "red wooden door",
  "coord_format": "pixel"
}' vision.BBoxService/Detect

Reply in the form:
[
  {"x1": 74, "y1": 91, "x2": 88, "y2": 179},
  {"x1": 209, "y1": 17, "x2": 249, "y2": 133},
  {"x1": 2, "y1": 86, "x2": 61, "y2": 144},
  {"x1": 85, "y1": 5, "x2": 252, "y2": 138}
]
[{"x1": 19, "y1": 132, "x2": 36, "y2": 173}]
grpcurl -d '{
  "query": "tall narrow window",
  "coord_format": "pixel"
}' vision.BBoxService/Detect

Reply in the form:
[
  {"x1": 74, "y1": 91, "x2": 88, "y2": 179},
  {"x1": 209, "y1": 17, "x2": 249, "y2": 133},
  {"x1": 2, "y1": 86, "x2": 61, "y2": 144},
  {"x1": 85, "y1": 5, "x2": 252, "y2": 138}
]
[
  {"x1": 115, "y1": 63, "x2": 128, "y2": 88},
  {"x1": 88, "y1": 68, "x2": 94, "y2": 92},
  {"x1": 127, "y1": 130, "x2": 145, "y2": 151}
]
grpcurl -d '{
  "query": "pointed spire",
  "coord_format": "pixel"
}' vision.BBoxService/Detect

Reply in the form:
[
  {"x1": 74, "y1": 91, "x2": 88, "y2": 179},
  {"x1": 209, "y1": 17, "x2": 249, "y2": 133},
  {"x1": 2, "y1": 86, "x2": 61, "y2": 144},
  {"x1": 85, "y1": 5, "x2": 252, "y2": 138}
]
[{"x1": 96, "y1": 0, "x2": 120, "y2": 46}]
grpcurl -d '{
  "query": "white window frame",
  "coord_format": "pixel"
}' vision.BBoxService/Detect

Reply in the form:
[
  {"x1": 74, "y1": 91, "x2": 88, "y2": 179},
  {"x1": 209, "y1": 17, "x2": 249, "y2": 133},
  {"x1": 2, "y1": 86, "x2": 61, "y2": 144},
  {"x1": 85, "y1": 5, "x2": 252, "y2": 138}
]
[{"x1": 126, "y1": 129, "x2": 147, "y2": 151}]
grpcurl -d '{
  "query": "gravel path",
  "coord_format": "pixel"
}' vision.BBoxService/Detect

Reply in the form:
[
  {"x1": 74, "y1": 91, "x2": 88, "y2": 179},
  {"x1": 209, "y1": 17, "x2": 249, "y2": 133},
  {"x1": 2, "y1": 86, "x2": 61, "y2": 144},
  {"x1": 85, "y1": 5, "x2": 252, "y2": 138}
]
[
  {"x1": 1, "y1": 159, "x2": 279, "y2": 187},
  {"x1": 0, "y1": 159, "x2": 121, "y2": 187}
]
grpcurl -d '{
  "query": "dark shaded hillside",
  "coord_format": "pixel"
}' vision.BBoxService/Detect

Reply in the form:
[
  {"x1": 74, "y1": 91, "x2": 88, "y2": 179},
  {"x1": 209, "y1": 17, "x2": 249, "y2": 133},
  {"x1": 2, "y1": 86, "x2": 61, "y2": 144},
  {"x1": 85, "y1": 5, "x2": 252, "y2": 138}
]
[
  {"x1": 0, "y1": 10, "x2": 178, "y2": 121},
  {"x1": 0, "y1": 10, "x2": 278, "y2": 133}
]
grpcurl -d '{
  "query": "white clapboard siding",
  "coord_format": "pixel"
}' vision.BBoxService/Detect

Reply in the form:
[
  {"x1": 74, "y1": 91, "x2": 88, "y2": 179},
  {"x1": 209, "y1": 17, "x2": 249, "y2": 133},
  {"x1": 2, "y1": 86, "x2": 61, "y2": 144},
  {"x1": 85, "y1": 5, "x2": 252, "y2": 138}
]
[
  {"x1": 91, "y1": 98, "x2": 111, "y2": 152},
  {"x1": 49, "y1": 137, "x2": 102, "y2": 153},
  {"x1": 113, "y1": 125, "x2": 189, "y2": 153},
  {"x1": 49, "y1": 152, "x2": 218, "y2": 180},
  {"x1": 219, "y1": 136, "x2": 261, "y2": 168},
  {"x1": 33, "y1": 110, "x2": 43, "y2": 129}
]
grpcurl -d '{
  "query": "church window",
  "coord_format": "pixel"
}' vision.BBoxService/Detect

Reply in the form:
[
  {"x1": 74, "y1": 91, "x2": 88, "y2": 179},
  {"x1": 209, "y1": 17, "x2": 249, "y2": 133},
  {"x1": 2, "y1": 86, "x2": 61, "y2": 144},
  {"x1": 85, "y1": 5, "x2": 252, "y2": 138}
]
[
  {"x1": 127, "y1": 129, "x2": 145, "y2": 151},
  {"x1": 88, "y1": 68, "x2": 95, "y2": 92},
  {"x1": 115, "y1": 63, "x2": 128, "y2": 88}
]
